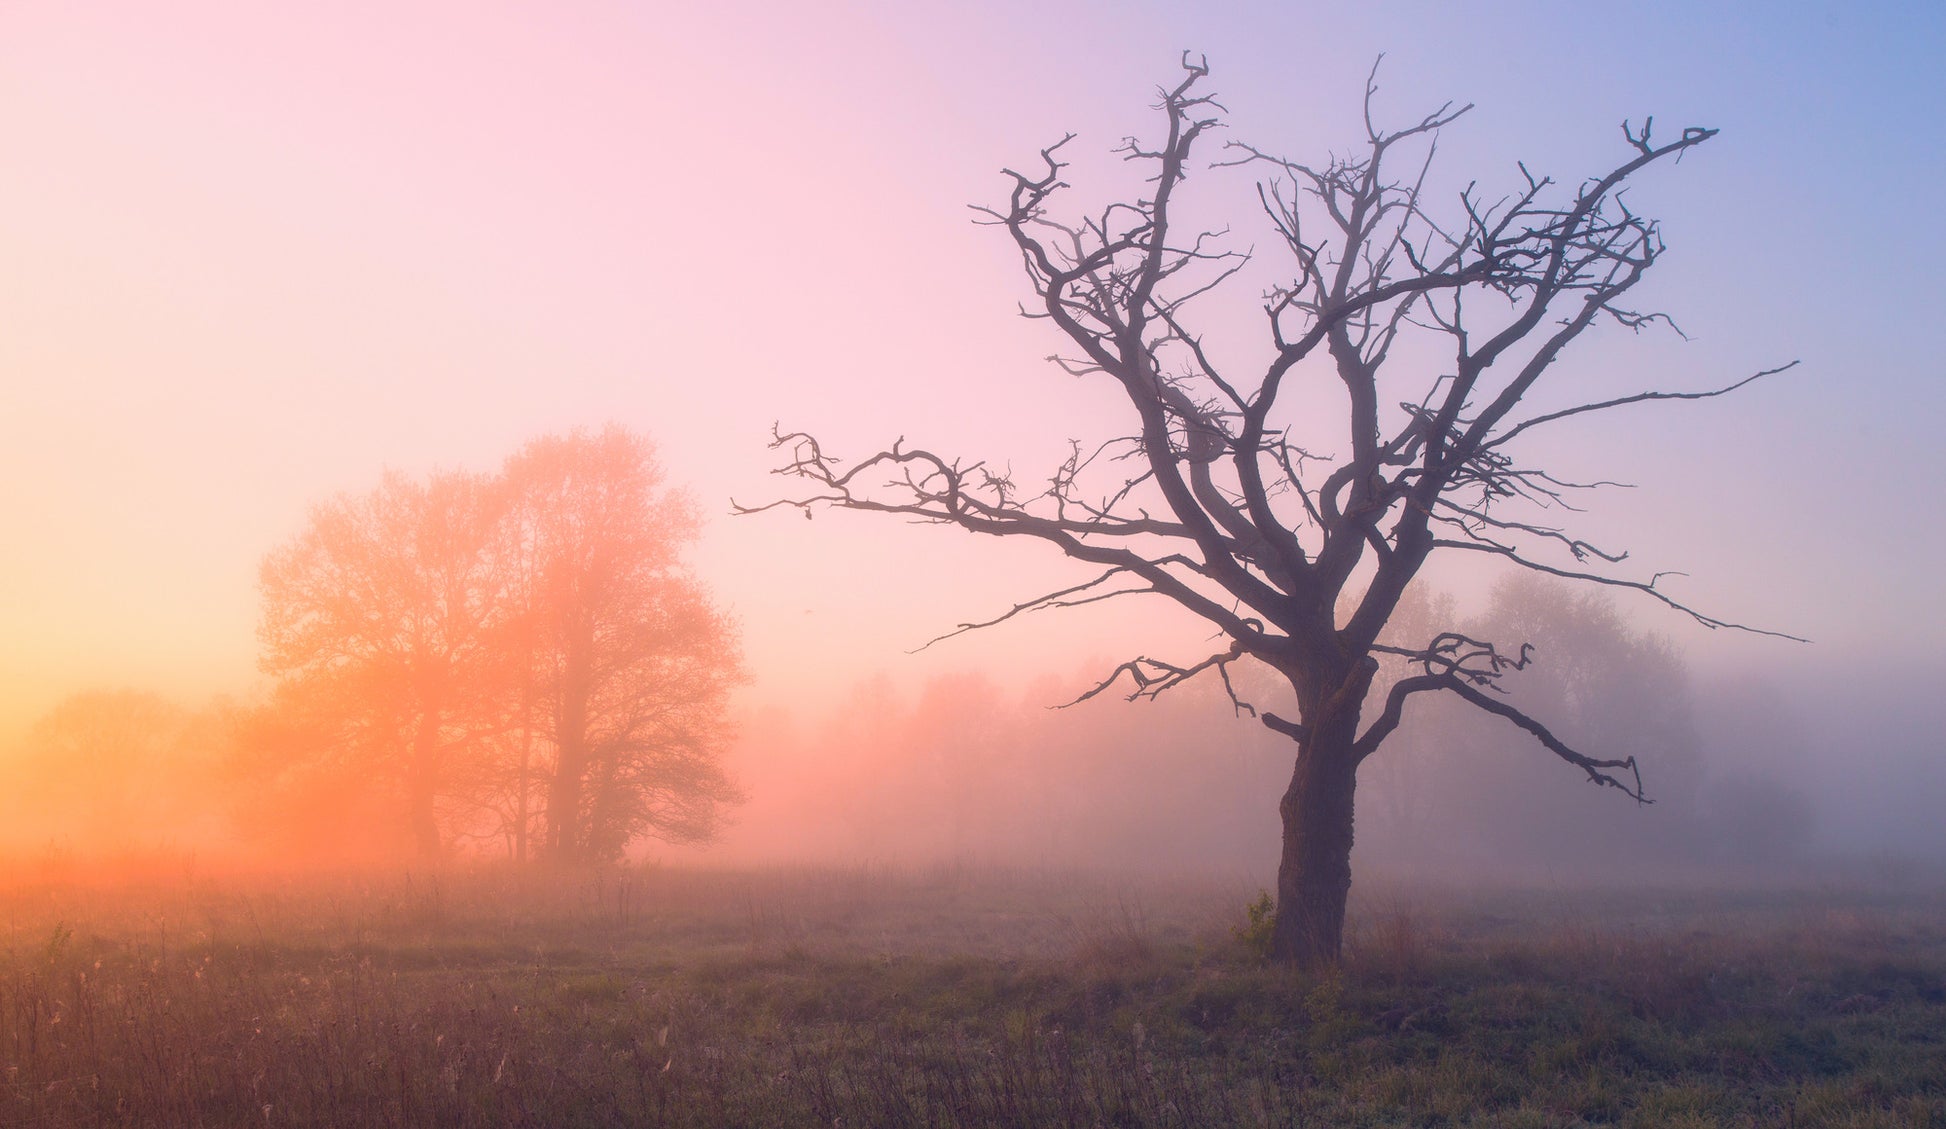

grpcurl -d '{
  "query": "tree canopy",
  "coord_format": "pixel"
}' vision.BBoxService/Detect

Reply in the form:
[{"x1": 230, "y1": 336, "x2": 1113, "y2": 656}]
[{"x1": 254, "y1": 426, "x2": 741, "y2": 864}]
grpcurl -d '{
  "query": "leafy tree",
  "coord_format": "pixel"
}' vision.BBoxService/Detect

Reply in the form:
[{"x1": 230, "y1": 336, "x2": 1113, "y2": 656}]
[
  {"x1": 745, "y1": 58, "x2": 1791, "y2": 963},
  {"x1": 502, "y1": 428, "x2": 743, "y2": 864},
  {"x1": 254, "y1": 428, "x2": 739, "y2": 863},
  {"x1": 258, "y1": 469, "x2": 506, "y2": 858}
]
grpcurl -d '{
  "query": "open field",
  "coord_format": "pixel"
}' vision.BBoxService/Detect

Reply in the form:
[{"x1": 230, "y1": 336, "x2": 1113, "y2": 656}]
[{"x1": 2, "y1": 862, "x2": 1943, "y2": 1127}]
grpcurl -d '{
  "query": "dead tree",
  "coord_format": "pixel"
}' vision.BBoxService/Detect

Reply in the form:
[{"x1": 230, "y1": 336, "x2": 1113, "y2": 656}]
[{"x1": 739, "y1": 57, "x2": 1795, "y2": 965}]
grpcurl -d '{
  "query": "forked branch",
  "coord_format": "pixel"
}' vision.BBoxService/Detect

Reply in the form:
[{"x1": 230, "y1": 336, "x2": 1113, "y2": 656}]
[{"x1": 1352, "y1": 665, "x2": 1647, "y2": 802}]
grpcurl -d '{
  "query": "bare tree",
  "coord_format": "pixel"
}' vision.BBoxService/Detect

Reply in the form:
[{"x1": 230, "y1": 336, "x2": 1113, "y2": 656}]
[{"x1": 741, "y1": 57, "x2": 1794, "y2": 964}]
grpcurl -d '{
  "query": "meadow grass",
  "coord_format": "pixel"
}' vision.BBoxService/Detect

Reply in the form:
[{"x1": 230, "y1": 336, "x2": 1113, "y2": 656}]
[{"x1": 1, "y1": 860, "x2": 1942, "y2": 1127}]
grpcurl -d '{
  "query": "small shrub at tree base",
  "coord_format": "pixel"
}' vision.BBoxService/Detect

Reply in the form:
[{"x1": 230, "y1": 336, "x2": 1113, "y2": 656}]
[{"x1": 1235, "y1": 890, "x2": 1276, "y2": 958}]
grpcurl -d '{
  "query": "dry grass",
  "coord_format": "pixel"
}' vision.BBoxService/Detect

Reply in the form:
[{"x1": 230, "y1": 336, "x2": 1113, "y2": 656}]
[{"x1": 1, "y1": 862, "x2": 1942, "y2": 1127}]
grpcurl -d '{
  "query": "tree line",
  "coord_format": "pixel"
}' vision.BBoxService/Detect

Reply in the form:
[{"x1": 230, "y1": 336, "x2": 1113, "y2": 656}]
[{"x1": 713, "y1": 574, "x2": 1814, "y2": 874}]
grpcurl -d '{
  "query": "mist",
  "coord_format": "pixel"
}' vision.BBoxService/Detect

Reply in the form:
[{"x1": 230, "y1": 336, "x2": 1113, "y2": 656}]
[
  {"x1": 3, "y1": 0, "x2": 1941, "y2": 894},
  {"x1": 681, "y1": 581, "x2": 1938, "y2": 888},
  {"x1": 4, "y1": 4, "x2": 1945, "y2": 1116},
  {"x1": 7, "y1": 566, "x2": 1937, "y2": 891}
]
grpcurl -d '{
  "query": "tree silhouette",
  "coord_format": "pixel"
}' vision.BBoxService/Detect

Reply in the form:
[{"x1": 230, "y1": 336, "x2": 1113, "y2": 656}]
[{"x1": 743, "y1": 58, "x2": 1793, "y2": 964}]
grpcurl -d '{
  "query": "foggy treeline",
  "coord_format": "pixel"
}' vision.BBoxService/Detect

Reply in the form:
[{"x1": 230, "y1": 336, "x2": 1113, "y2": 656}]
[
  {"x1": 708, "y1": 575, "x2": 1824, "y2": 877},
  {"x1": 0, "y1": 689, "x2": 235, "y2": 861},
  {"x1": 0, "y1": 568, "x2": 1840, "y2": 876}
]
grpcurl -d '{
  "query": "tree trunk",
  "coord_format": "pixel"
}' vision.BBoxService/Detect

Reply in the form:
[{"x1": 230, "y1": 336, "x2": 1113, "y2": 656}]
[
  {"x1": 1270, "y1": 657, "x2": 1371, "y2": 966},
  {"x1": 407, "y1": 717, "x2": 442, "y2": 860},
  {"x1": 511, "y1": 673, "x2": 536, "y2": 864},
  {"x1": 544, "y1": 620, "x2": 594, "y2": 865},
  {"x1": 545, "y1": 734, "x2": 585, "y2": 864},
  {"x1": 512, "y1": 717, "x2": 533, "y2": 864},
  {"x1": 1272, "y1": 737, "x2": 1359, "y2": 966}
]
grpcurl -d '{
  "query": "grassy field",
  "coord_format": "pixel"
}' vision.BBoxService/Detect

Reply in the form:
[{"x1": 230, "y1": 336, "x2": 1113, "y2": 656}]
[{"x1": 1, "y1": 860, "x2": 1942, "y2": 1127}]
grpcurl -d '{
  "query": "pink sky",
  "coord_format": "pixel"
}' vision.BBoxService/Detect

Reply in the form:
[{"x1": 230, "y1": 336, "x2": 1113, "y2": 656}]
[{"x1": 2, "y1": 0, "x2": 1940, "y2": 748}]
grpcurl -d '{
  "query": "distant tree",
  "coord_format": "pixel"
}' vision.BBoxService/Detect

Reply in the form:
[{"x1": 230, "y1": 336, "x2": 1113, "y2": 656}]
[
  {"x1": 259, "y1": 469, "x2": 506, "y2": 858},
  {"x1": 714, "y1": 667, "x2": 1290, "y2": 871},
  {"x1": 744, "y1": 58, "x2": 1793, "y2": 964},
  {"x1": 4, "y1": 690, "x2": 194, "y2": 848},
  {"x1": 1700, "y1": 773, "x2": 1816, "y2": 865},
  {"x1": 1359, "y1": 576, "x2": 1706, "y2": 866},
  {"x1": 1693, "y1": 678, "x2": 1818, "y2": 865},
  {"x1": 252, "y1": 428, "x2": 740, "y2": 864},
  {"x1": 1468, "y1": 575, "x2": 1703, "y2": 850},
  {"x1": 501, "y1": 428, "x2": 743, "y2": 864}
]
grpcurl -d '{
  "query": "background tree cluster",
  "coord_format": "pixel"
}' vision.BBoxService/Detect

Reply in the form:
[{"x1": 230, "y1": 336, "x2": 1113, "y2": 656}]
[
  {"x1": 1362, "y1": 576, "x2": 1742, "y2": 869},
  {"x1": 0, "y1": 573, "x2": 1818, "y2": 872},
  {"x1": 248, "y1": 426, "x2": 742, "y2": 864},
  {"x1": 0, "y1": 690, "x2": 236, "y2": 861},
  {"x1": 715, "y1": 577, "x2": 1814, "y2": 875}
]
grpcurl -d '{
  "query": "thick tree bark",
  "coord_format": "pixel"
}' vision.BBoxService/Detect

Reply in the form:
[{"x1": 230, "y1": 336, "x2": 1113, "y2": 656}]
[
  {"x1": 1272, "y1": 733, "x2": 1360, "y2": 966},
  {"x1": 1270, "y1": 658, "x2": 1372, "y2": 966}
]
